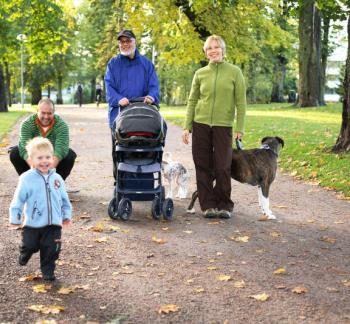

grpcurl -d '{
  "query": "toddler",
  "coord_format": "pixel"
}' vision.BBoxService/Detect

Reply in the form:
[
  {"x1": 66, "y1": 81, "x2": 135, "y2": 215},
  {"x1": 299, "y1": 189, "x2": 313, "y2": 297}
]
[{"x1": 9, "y1": 137, "x2": 72, "y2": 281}]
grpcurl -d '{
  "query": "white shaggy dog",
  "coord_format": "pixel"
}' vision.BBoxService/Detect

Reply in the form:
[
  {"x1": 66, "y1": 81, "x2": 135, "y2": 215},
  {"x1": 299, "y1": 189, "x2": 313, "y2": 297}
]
[{"x1": 162, "y1": 152, "x2": 189, "y2": 199}]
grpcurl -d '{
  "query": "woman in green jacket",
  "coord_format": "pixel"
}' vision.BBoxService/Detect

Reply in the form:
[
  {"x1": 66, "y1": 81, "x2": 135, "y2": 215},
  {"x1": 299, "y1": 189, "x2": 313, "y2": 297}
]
[{"x1": 182, "y1": 35, "x2": 246, "y2": 219}]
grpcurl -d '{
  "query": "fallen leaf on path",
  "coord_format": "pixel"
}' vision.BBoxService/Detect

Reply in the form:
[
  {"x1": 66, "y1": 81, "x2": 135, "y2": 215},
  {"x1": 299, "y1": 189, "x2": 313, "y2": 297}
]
[
  {"x1": 162, "y1": 227, "x2": 169, "y2": 231},
  {"x1": 233, "y1": 280, "x2": 245, "y2": 288},
  {"x1": 91, "y1": 266, "x2": 100, "y2": 271},
  {"x1": 19, "y1": 274, "x2": 41, "y2": 282},
  {"x1": 35, "y1": 320, "x2": 57, "y2": 324},
  {"x1": 121, "y1": 229, "x2": 130, "y2": 234},
  {"x1": 193, "y1": 287, "x2": 205, "y2": 293},
  {"x1": 258, "y1": 215, "x2": 269, "y2": 221},
  {"x1": 99, "y1": 201, "x2": 109, "y2": 206},
  {"x1": 33, "y1": 284, "x2": 52, "y2": 293},
  {"x1": 208, "y1": 221, "x2": 221, "y2": 225},
  {"x1": 275, "y1": 285, "x2": 287, "y2": 289},
  {"x1": 108, "y1": 225, "x2": 121, "y2": 231},
  {"x1": 272, "y1": 205, "x2": 288, "y2": 209},
  {"x1": 249, "y1": 293, "x2": 269, "y2": 301},
  {"x1": 207, "y1": 266, "x2": 218, "y2": 271},
  {"x1": 74, "y1": 284, "x2": 90, "y2": 290},
  {"x1": 57, "y1": 287, "x2": 75, "y2": 295},
  {"x1": 256, "y1": 249, "x2": 265, "y2": 253},
  {"x1": 216, "y1": 252, "x2": 223, "y2": 256},
  {"x1": 230, "y1": 236, "x2": 249, "y2": 243},
  {"x1": 152, "y1": 236, "x2": 167, "y2": 244},
  {"x1": 319, "y1": 225, "x2": 329, "y2": 231},
  {"x1": 336, "y1": 195, "x2": 350, "y2": 201},
  {"x1": 342, "y1": 280, "x2": 350, "y2": 287},
  {"x1": 326, "y1": 287, "x2": 339, "y2": 293},
  {"x1": 91, "y1": 223, "x2": 104, "y2": 232},
  {"x1": 27, "y1": 305, "x2": 64, "y2": 314},
  {"x1": 95, "y1": 237, "x2": 108, "y2": 243},
  {"x1": 100, "y1": 305, "x2": 107, "y2": 310},
  {"x1": 158, "y1": 304, "x2": 179, "y2": 314},
  {"x1": 186, "y1": 279, "x2": 195, "y2": 284},
  {"x1": 292, "y1": 286, "x2": 308, "y2": 294},
  {"x1": 334, "y1": 221, "x2": 344, "y2": 224},
  {"x1": 273, "y1": 267, "x2": 287, "y2": 275},
  {"x1": 306, "y1": 219, "x2": 315, "y2": 223},
  {"x1": 270, "y1": 231, "x2": 282, "y2": 238},
  {"x1": 217, "y1": 275, "x2": 232, "y2": 282},
  {"x1": 183, "y1": 230, "x2": 193, "y2": 234},
  {"x1": 320, "y1": 236, "x2": 336, "y2": 244}
]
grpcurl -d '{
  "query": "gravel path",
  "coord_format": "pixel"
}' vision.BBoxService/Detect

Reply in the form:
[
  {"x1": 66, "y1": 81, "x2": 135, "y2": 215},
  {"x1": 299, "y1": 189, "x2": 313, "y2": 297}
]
[{"x1": 0, "y1": 106, "x2": 349, "y2": 323}]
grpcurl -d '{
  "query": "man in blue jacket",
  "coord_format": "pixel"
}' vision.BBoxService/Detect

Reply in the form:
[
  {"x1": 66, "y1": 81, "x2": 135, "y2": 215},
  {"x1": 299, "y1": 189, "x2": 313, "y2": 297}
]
[{"x1": 105, "y1": 29, "x2": 160, "y2": 179}]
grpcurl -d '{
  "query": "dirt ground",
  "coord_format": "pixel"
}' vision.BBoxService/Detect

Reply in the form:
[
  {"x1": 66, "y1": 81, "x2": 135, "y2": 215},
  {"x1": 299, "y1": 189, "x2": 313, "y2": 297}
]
[{"x1": 0, "y1": 106, "x2": 350, "y2": 324}]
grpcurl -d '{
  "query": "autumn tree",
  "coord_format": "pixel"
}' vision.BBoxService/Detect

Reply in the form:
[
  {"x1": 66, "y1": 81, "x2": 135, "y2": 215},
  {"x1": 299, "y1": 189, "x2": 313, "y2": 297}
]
[{"x1": 333, "y1": 15, "x2": 350, "y2": 152}]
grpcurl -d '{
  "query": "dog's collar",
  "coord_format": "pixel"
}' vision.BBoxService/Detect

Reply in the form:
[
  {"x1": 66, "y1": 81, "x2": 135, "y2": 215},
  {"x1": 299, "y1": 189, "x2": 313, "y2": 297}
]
[{"x1": 260, "y1": 144, "x2": 278, "y2": 157}]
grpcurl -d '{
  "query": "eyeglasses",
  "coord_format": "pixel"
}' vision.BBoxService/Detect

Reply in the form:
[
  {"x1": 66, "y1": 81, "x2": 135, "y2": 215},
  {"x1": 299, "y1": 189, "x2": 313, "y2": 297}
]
[{"x1": 118, "y1": 39, "x2": 133, "y2": 44}]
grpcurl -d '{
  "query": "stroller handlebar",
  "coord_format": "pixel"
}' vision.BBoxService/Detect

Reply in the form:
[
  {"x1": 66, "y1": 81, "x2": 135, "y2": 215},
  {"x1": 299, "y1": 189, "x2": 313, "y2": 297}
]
[{"x1": 125, "y1": 97, "x2": 160, "y2": 109}]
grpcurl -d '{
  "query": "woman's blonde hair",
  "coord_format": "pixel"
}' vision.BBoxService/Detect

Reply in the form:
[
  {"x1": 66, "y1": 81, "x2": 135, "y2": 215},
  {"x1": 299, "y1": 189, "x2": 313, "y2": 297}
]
[
  {"x1": 203, "y1": 35, "x2": 226, "y2": 56},
  {"x1": 26, "y1": 137, "x2": 53, "y2": 159}
]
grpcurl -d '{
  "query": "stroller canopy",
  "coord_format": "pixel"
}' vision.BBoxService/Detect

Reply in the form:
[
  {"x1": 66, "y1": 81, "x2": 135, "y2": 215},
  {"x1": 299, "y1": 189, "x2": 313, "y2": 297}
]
[{"x1": 115, "y1": 102, "x2": 166, "y2": 139}]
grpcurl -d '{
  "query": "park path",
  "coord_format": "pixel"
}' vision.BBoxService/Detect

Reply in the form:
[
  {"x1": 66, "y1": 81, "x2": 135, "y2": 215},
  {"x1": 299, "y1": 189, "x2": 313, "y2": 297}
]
[{"x1": 0, "y1": 106, "x2": 350, "y2": 323}]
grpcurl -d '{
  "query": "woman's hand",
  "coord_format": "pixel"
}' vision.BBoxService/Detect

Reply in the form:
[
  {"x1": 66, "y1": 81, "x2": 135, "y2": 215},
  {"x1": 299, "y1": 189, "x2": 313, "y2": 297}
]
[
  {"x1": 235, "y1": 132, "x2": 243, "y2": 140},
  {"x1": 182, "y1": 130, "x2": 190, "y2": 144}
]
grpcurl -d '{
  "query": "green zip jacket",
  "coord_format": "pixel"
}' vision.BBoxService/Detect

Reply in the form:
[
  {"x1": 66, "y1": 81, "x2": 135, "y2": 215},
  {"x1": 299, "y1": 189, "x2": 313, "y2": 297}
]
[
  {"x1": 184, "y1": 61, "x2": 246, "y2": 133},
  {"x1": 18, "y1": 114, "x2": 70, "y2": 160}
]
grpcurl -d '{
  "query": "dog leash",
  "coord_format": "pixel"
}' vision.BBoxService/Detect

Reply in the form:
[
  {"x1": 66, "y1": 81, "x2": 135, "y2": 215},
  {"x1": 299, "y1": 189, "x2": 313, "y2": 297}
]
[{"x1": 235, "y1": 138, "x2": 244, "y2": 150}]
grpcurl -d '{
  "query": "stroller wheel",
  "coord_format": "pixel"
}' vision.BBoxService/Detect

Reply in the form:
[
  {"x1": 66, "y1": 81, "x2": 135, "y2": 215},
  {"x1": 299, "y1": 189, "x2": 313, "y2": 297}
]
[
  {"x1": 118, "y1": 198, "x2": 132, "y2": 221},
  {"x1": 108, "y1": 197, "x2": 119, "y2": 220},
  {"x1": 151, "y1": 197, "x2": 162, "y2": 220},
  {"x1": 162, "y1": 198, "x2": 174, "y2": 221}
]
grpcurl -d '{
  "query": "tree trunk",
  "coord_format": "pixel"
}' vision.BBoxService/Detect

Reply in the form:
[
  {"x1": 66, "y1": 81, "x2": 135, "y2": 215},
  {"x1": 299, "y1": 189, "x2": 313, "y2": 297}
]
[
  {"x1": 57, "y1": 74, "x2": 63, "y2": 104},
  {"x1": 246, "y1": 59, "x2": 257, "y2": 103},
  {"x1": 320, "y1": 15, "x2": 330, "y2": 106},
  {"x1": 47, "y1": 85, "x2": 51, "y2": 98},
  {"x1": 0, "y1": 64, "x2": 8, "y2": 112},
  {"x1": 332, "y1": 16, "x2": 350, "y2": 152},
  {"x1": 90, "y1": 78, "x2": 96, "y2": 103},
  {"x1": 5, "y1": 61, "x2": 11, "y2": 107},
  {"x1": 271, "y1": 54, "x2": 287, "y2": 102},
  {"x1": 298, "y1": 0, "x2": 322, "y2": 107},
  {"x1": 31, "y1": 86, "x2": 42, "y2": 105}
]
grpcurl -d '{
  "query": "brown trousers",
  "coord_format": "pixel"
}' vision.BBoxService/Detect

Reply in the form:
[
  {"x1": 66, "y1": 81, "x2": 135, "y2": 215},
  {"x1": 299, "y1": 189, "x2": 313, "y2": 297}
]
[{"x1": 192, "y1": 122, "x2": 234, "y2": 212}]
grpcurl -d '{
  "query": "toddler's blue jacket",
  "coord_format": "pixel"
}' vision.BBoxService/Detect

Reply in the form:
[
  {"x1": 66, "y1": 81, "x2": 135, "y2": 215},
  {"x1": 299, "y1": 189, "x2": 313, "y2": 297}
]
[{"x1": 9, "y1": 169, "x2": 72, "y2": 227}]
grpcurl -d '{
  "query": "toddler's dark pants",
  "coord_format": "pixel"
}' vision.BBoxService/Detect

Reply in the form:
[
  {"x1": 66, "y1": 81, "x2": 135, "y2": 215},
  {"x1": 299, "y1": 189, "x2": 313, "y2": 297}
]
[
  {"x1": 9, "y1": 145, "x2": 76, "y2": 180},
  {"x1": 20, "y1": 225, "x2": 62, "y2": 277}
]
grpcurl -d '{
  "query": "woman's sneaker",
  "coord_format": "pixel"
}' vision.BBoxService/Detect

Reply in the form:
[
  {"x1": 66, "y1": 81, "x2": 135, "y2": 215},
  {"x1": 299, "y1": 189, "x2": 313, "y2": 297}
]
[
  {"x1": 217, "y1": 210, "x2": 231, "y2": 219},
  {"x1": 203, "y1": 208, "x2": 217, "y2": 218}
]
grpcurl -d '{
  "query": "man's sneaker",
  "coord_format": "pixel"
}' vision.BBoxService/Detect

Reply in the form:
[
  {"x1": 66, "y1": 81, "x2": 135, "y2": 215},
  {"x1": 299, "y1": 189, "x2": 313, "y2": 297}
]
[
  {"x1": 42, "y1": 274, "x2": 56, "y2": 281},
  {"x1": 18, "y1": 254, "x2": 30, "y2": 266},
  {"x1": 203, "y1": 208, "x2": 217, "y2": 218},
  {"x1": 217, "y1": 210, "x2": 232, "y2": 219}
]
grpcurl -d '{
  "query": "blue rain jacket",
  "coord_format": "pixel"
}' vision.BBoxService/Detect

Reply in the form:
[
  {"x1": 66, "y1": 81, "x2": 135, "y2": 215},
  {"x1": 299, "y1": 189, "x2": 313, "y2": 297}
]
[
  {"x1": 105, "y1": 48, "x2": 160, "y2": 128},
  {"x1": 9, "y1": 169, "x2": 72, "y2": 228}
]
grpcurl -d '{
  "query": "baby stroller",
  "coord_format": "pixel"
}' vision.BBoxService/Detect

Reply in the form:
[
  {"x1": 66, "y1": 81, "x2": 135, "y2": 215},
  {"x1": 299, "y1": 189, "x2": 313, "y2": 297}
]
[{"x1": 108, "y1": 98, "x2": 174, "y2": 221}]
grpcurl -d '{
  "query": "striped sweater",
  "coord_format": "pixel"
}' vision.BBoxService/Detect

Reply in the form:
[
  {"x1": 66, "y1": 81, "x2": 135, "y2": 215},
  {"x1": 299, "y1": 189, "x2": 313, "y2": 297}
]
[{"x1": 19, "y1": 114, "x2": 70, "y2": 160}]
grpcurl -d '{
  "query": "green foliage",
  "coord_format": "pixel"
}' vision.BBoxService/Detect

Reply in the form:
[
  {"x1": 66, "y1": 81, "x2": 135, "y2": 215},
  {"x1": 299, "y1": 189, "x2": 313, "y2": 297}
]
[
  {"x1": 0, "y1": 110, "x2": 29, "y2": 140},
  {"x1": 160, "y1": 102, "x2": 350, "y2": 197}
]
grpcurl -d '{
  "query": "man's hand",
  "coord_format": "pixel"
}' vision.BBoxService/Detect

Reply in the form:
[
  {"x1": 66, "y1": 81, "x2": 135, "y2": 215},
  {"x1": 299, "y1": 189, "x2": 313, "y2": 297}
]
[
  {"x1": 118, "y1": 98, "x2": 129, "y2": 107},
  {"x1": 52, "y1": 156, "x2": 60, "y2": 168},
  {"x1": 182, "y1": 130, "x2": 190, "y2": 145},
  {"x1": 144, "y1": 95, "x2": 154, "y2": 104},
  {"x1": 63, "y1": 219, "x2": 71, "y2": 227}
]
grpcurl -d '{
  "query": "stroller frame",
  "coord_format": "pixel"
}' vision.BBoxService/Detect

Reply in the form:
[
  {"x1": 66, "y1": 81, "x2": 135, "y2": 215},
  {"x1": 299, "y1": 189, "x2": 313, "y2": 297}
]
[{"x1": 108, "y1": 101, "x2": 174, "y2": 221}]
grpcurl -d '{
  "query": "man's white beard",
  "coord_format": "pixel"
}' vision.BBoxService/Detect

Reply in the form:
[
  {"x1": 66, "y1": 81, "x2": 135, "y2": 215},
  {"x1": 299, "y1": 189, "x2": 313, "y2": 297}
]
[{"x1": 121, "y1": 45, "x2": 136, "y2": 58}]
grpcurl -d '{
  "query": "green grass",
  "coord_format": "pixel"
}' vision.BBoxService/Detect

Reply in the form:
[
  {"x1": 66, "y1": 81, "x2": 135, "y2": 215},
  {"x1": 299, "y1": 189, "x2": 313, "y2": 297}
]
[
  {"x1": 0, "y1": 109, "x2": 31, "y2": 141},
  {"x1": 161, "y1": 103, "x2": 350, "y2": 198}
]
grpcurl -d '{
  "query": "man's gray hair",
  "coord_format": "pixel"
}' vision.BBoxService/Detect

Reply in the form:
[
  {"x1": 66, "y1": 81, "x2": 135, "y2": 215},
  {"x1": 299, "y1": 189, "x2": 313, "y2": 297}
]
[
  {"x1": 203, "y1": 35, "x2": 226, "y2": 56},
  {"x1": 38, "y1": 97, "x2": 55, "y2": 112}
]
